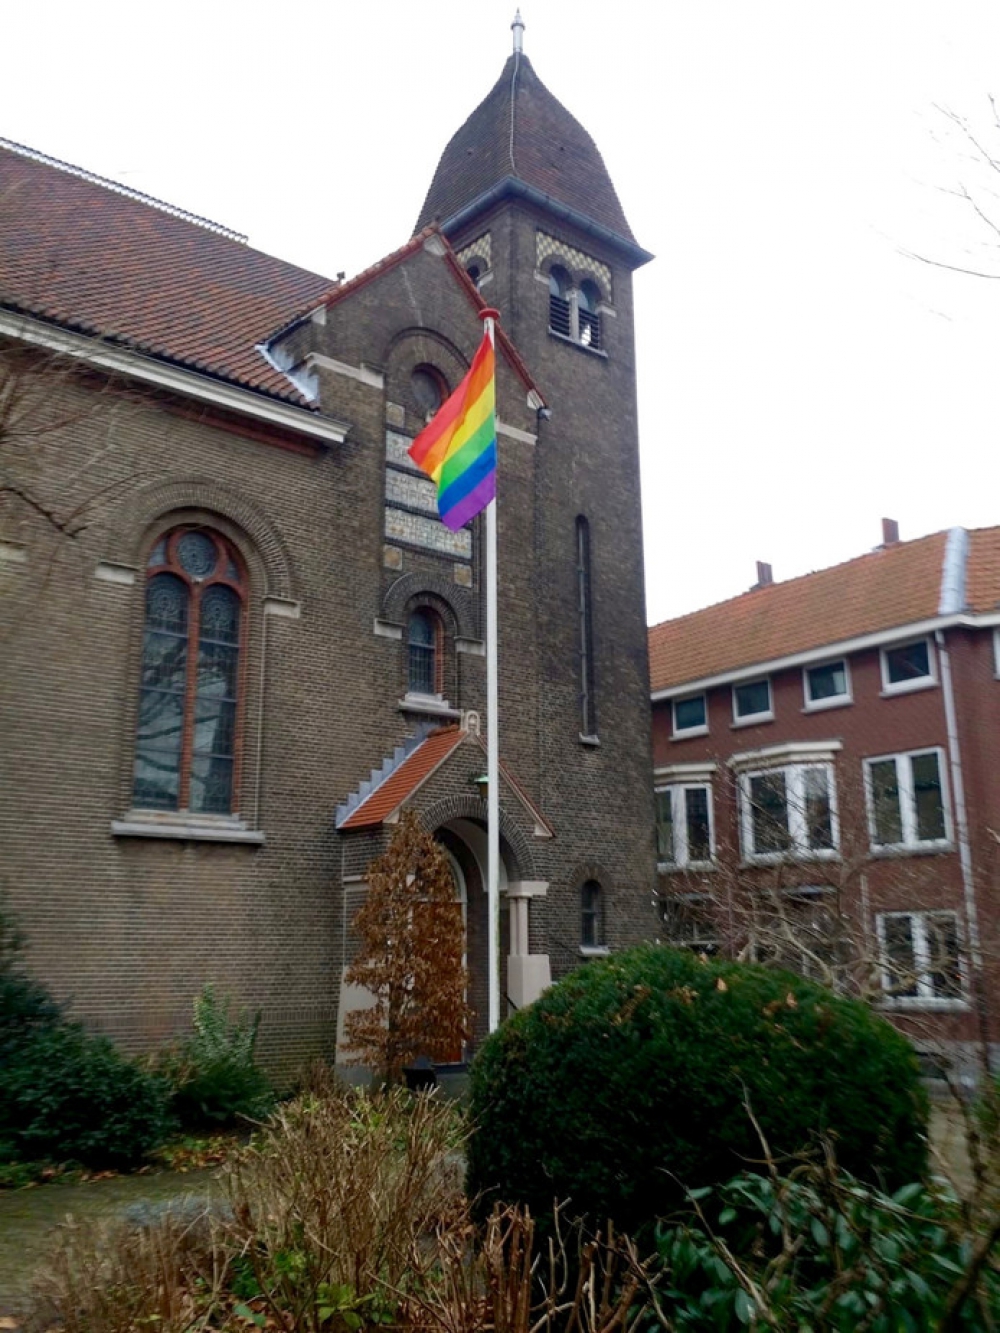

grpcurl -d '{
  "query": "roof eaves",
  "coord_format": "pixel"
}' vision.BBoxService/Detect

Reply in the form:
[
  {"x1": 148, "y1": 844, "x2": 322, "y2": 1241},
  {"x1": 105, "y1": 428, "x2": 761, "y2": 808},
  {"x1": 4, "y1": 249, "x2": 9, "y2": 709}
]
[
  {"x1": 0, "y1": 306, "x2": 350, "y2": 445},
  {"x1": 438, "y1": 176, "x2": 654, "y2": 269},
  {"x1": 650, "y1": 611, "x2": 977, "y2": 700}
]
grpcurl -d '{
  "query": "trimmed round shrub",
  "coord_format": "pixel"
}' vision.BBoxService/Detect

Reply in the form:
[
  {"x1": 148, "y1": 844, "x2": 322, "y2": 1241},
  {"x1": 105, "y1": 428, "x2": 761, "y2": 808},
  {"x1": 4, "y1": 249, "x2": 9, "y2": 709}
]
[
  {"x1": 1, "y1": 1025, "x2": 175, "y2": 1169},
  {"x1": 467, "y1": 946, "x2": 928, "y2": 1234}
]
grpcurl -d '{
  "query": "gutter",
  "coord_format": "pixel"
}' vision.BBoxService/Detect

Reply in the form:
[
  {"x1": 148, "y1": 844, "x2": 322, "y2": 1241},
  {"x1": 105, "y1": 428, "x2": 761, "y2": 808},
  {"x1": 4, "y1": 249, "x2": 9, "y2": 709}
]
[
  {"x1": 0, "y1": 309, "x2": 350, "y2": 447},
  {"x1": 438, "y1": 177, "x2": 654, "y2": 269}
]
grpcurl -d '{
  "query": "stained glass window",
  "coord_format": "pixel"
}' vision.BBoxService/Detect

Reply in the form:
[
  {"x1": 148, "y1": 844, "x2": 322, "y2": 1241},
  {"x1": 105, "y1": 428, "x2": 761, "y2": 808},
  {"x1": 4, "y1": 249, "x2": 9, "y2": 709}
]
[{"x1": 133, "y1": 529, "x2": 244, "y2": 815}]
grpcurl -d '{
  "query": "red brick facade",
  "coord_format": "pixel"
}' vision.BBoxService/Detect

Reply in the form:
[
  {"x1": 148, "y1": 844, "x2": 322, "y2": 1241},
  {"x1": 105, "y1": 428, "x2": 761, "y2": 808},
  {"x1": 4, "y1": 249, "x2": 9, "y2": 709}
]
[{"x1": 650, "y1": 529, "x2": 1000, "y2": 1076}]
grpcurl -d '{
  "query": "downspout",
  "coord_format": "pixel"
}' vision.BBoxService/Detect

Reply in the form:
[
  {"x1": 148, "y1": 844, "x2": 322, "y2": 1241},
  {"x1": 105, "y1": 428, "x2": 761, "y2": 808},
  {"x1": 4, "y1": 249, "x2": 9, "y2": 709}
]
[{"x1": 936, "y1": 525, "x2": 990, "y2": 1070}]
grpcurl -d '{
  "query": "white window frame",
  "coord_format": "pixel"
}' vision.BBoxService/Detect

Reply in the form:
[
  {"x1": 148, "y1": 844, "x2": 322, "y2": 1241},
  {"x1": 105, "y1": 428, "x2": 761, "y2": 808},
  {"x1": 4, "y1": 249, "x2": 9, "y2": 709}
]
[
  {"x1": 738, "y1": 762, "x2": 840, "y2": 864},
  {"x1": 876, "y1": 910, "x2": 966, "y2": 1008},
  {"x1": 880, "y1": 637, "x2": 937, "y2": 696},
  {"x1": 671, "y1": 692, "x2": 708, "y2": 739},
  {"x1": 656, "y1": 782, "x2": 715, "y2": 870},
  {"x1": 732, "y1": 677, "x2": 773, "y2": 726},
  {"x1": 802, "y1": 658, "x2": 852, "y2": 712},
  {"x1": 863, "y1": 747, "x2": 952, "y2": 853}
]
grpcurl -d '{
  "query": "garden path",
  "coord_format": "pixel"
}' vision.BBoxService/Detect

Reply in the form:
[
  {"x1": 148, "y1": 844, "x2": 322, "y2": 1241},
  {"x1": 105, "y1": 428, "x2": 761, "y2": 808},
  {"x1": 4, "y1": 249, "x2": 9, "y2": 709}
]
[{"x1": 0, "y1": 1168, "x2": 218, "y2": 1327}]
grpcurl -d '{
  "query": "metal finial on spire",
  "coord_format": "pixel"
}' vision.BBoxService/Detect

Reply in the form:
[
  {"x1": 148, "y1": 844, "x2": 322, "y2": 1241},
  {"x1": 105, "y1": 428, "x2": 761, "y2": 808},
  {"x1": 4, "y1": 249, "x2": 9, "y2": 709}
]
[{"x1": 511, "y1": 10, "x2": 524, "y2": 54}]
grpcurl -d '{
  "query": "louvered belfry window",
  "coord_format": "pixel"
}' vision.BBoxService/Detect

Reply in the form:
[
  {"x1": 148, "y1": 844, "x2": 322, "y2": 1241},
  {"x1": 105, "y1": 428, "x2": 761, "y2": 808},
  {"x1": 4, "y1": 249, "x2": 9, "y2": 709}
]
[
  {"x1": 548, "y1": 265, "x2": 572, "y2": 338},
  {"x1": 133, "y1": 528, "x2": 245, "y2": 815},
  {"x1": 578, "y1": 280, "x2": 602, "y2": 350}
]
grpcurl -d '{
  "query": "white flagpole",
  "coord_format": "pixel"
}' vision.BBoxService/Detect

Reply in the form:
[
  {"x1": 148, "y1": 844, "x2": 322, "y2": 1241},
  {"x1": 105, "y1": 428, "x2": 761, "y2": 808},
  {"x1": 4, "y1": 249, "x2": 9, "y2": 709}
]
[{"x1": 480, "y1": 308, "x2": 501, "y2": 1034}]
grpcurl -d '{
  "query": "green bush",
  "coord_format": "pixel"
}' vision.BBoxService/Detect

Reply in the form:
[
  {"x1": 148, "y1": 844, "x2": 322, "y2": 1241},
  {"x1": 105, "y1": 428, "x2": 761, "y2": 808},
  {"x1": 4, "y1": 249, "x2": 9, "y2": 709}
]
[
  {"x1": 467, "y1": 945, "x2": 928, "y2": 1235},
  {"x1": 0, "y1": 896, "x2": 62, "y2": 1061},
  {"x1": 1, "y1": 1024, "x2": 175, "y2": 1170},
  {"x1": 160, "y1": 985, "x2": 274, "y2": 1128},
  {"x1": 652, "y1": 1169, "x2": 995, "y2": 1330}
]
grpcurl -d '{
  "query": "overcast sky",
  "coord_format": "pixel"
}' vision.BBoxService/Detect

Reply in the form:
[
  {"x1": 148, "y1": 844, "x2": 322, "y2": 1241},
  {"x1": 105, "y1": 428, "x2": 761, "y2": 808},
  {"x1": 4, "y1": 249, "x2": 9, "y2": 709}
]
[{"x1": 3, "y1": 1, "x2": 1000, "y2": 624}]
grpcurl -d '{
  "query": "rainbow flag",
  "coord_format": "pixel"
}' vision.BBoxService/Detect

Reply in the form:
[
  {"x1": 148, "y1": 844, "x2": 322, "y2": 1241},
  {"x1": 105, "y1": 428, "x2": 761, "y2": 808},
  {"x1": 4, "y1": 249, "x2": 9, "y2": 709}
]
[{"x1": 408, "y1": 330, "x2": 496, "y2": 531}]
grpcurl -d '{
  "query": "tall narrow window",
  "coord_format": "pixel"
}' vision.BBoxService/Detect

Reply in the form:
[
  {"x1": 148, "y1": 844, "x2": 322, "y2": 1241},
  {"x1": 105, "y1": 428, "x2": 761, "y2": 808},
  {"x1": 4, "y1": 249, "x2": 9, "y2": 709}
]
[
  {"x1": 407, "y1": 609, "x2": 440, "y2": 695},
  {"x1": 134, "y1": 528, "x2": 245, "y2": 815},
  {"x1": 581, "y1": 880, "x2": 603, "y2": 948},
  {"x1": 576, "y1": 517, "x2": 597, "y2": 737},
  {"x1": 548, "y1": 265, "x2": 572, "y2": 337}
]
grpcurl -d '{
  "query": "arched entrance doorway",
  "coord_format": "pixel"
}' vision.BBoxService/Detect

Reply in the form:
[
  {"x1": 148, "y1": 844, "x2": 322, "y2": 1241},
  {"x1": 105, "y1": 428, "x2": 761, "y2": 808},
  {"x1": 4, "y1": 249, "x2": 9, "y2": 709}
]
[{"x1": 436, "y1": 819, "x2": 513, "y2": 1054}]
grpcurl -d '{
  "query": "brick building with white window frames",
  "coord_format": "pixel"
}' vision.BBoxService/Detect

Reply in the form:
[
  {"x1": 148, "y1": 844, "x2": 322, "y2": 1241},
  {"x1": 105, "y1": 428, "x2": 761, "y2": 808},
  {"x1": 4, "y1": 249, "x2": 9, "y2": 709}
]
[{"x1": 649, "y1": 521, "x2": 1000, "y2": 1077}]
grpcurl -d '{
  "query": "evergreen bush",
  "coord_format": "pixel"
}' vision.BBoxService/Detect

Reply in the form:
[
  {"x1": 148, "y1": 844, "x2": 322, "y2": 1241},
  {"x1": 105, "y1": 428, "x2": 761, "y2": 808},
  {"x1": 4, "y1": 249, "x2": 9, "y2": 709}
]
[
  {"x1": 467, "y1": 945, "x2": 928, "y2": 1235},
  {"x1": 2, "y1": 1024, "x2": 175, "y2": 1169}
]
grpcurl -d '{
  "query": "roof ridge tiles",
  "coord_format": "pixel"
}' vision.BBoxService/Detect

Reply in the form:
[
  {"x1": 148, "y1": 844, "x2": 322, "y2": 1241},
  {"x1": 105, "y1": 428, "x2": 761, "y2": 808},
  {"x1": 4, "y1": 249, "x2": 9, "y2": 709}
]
[{"x1": 0, "y1": 137, "x2": 246, "y2": 240}]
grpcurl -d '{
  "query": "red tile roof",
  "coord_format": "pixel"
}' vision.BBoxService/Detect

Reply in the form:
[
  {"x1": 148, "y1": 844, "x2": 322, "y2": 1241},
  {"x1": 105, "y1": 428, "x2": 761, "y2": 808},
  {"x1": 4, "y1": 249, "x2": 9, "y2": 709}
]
[
  {"x1": 966, "y1": 527, "x2": 1000, "y2": 613},
  {"x1": 339, "y1": 727, "x2": 466, "y2": 830},
  {"x1": 415, "y1": 55, "x2": 638, "y2": 248},
  {"x1": 0, "y1": 140, "x2": 336, "y2": 405},
  {"x1": 649, "y1": 531, "x2": 956, "y2": 694}
]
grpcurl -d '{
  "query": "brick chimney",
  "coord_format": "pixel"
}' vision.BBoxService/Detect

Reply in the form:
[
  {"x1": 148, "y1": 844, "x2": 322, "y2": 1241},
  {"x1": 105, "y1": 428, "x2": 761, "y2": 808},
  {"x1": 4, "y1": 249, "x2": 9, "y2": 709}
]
[{"x1": 881, "y1": 518, "x2": 900, "y2": 546}]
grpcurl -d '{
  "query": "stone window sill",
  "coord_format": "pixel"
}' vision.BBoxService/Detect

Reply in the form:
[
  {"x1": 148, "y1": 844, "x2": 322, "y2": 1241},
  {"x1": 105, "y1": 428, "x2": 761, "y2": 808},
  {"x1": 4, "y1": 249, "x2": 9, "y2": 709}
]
[{"x1": 111, "y1": 816, "x2": 265, "y2": 846}]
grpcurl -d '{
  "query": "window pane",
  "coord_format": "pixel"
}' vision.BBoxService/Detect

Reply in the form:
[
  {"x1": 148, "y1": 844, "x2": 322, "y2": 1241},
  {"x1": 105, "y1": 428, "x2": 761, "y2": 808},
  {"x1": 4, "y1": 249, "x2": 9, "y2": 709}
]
[
  {"x1": 882, "y1": 916, "x2": 918, "y2": 998},
  {"x1": 655, "y1": 790, "x2": 675, "y2": 863},
  {"x1": 927, "y1": 915, "x2": 961, "y2": 999},
  {"x1": 735, "y1": 679, "x2": 770, "y2": 718},
  {"x1": 807, "y1": 661, "x2": 846, "y2": 701},
  {"x1": 581, "y1": 881, "x2": 601, "y2": 947},
  {"x1": 674, "y1": 696, "x2": 706, "y2": 731},
  {"x1": 804, "y1": 768, "x2": 834, "y2": 850},
  {"x1": 885, "y1": 640, "x2": 930, "y2": 684},
  {"x1": 199, "y1": 584, "x2": 241, "y2": 645},
  {"x1": 134, "y1": 575, "x2": 188, "y2": 810},
  {"x1": 749, "y1": 772, "x2": 790, "y2": 853},
  {"x1": 188, "y1": 754, "x2": 234, "y2": 814},
  {"x1": 408, "y1": 611, "x2": 437, "y2": 693},
  {"x1": 870, "y1": 760, "x2": 903, "y2": 845},
  {"x1": 177, "y1": 531, "x2": 219, "y2": 580},
  {"x1": 911, "y1": 752, "x2": 946, "y2": 841},
  {"x1": 685, "y1": 787, "x2": 711, "y2": 862}
]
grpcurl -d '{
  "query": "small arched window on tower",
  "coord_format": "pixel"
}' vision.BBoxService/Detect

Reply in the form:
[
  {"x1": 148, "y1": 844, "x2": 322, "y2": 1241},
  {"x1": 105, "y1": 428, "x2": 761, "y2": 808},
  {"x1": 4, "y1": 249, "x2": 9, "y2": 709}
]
[
  {"x1": 581, "y1": 880, "x2": 604, "y2": 949},
  {"x1": 576, "y1": 516, "x2": 597, "y2": 739},
  {"x1": 134, "y1": 528, "x2": 245, "y2": 815},
  {"x1": 408, "y1": 608, "x2": 442, "y2": 696},
  {"x1": 548, "y1": 265, "x2": 572, "y2": 338},
  {"x1": 578, "y1": 280, "x2": 602, "y2": 350},
  {"x1": 411, "y1": 365, "x2": 447, "y2": 420}
]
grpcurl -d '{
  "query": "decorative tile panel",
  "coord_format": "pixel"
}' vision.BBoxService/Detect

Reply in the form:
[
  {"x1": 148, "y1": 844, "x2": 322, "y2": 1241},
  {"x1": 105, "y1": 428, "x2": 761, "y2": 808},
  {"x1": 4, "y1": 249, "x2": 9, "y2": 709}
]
[
  {"x1": 457, "y1": 233, "x2": 491, "y2": 271},
  {"x1": 385, "y1": 402, "x2": 405, "y2": 428},
  {"x1": 386, "y1": 468, "x2": 438, "y2": 514},
  {"x1": 386, "y1": 431, "x2": 418, "y2": 469},
  {"x1": 535, "y1": 232, "x2": 612, "y2": 299},
  {"x1": 385, "y1": 509, "x2": 472, "y2": 560}
]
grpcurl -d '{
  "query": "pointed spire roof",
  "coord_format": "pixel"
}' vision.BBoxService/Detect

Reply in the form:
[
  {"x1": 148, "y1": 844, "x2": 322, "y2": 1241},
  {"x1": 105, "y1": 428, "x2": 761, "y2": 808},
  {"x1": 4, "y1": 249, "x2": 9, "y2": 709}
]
[{"x1": 415, "y1": 50, "x2": 650, "y2": 266}]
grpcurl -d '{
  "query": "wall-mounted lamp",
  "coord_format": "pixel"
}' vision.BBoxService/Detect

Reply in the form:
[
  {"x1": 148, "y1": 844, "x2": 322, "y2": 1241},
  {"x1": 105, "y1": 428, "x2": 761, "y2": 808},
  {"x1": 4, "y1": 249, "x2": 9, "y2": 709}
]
[{"x1": 471, "y1": 773, "x2": 489, "y2": 801}]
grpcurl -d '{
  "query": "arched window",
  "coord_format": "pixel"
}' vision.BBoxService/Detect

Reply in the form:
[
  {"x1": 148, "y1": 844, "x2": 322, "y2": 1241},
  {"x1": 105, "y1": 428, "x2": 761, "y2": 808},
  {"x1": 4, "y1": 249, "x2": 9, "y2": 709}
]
[
  {"x1": 407, "y1": 608, "x2": 441, "y2": 695},
  {"x1": 581, "y1": 880, "x2": 603, "y2": 948},
  {"x1": 578, "y1": 280, "x2": 602, "y2": 350},
  {"x1": 411, "y1": 365, "x2": 447, "y2": 418},
  {"x1": 548, "y1": 265, "x2": 572, "y2": 338},
  {"x1": 133, "y1": 528, "x2": 245, "y2": 815},
  {"x1": 576, "y1": 516, "x2": 597, "y2": 738}
]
